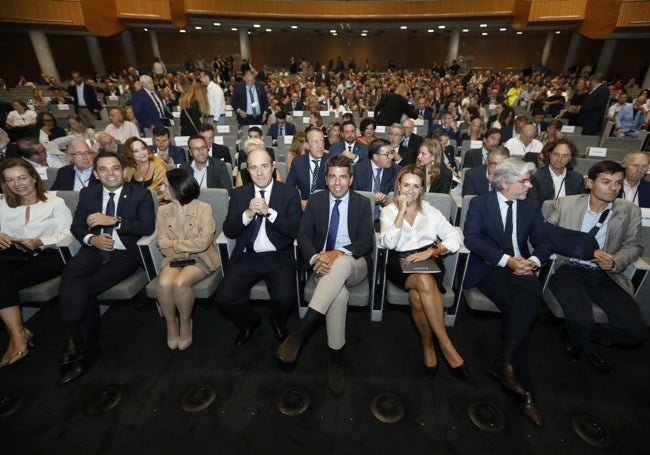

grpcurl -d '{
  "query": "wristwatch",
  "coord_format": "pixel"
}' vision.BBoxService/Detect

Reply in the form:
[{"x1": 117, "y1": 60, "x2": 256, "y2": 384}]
[{"x1": 114, "y1": 216, "x2": 123, "y2": 228}]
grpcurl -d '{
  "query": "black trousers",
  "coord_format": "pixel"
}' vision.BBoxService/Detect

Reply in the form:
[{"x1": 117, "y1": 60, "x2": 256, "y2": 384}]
[
  {"x1": 0, "y1": 249, "x2": 64, "y2": 310},
  {"x1": 549, "y1": 264, "x2": 647, "y2": 351},
  {"x1": 476, "y1": 266, "x2": 543, "y2": 388},
  {"x1": 215, "y1": 250, "x2": 296, "y2": 330},
  {"x1": 59, "y1": 247, "x2": 140, "y2": 346}
]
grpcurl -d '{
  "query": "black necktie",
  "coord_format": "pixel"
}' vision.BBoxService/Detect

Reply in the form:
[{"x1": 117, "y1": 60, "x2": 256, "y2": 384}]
[
  {"x1": 588, "y1": 209, "x2": 610, "y2": 236},
  {"x1": 310, "y1": 160, "x2": 320, "y2": 193},
  {"x1": 326, "y1": 199, "x2": 341, "y2": 251},
  {"x1": 504, "y1": 201, "x2": 514, "y2": 256},
  {"x1": 247, "y1": 190, "x2": 265, "y2": 251},
  {"x1": 101, "y1": 192, "x2": 116, "y2": 264}
]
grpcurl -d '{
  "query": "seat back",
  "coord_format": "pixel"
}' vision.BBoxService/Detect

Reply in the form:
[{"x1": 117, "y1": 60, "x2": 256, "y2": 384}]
[
  {"x1": 44, "y1": 167, "x2": 58, "y2": 190},
  {"x1": 423, "y1": 192, "x2": 456, "y2": 224},
  {"x1": 459, "y1": 194, "x2": 477, "y2": 229}
]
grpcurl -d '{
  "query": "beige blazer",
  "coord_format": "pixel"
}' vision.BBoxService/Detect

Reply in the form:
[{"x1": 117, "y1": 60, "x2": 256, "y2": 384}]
[
  {"x1": 546, "y1": 194, "x2": 643, "y2": 295},
  {"x1": 156, "y1": 198, "x2": 220, "y2": 271}
]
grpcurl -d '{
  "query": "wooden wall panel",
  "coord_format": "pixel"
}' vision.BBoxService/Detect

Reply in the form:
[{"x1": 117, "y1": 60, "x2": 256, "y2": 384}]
[
  {"x1": 0, "y1": 0, "x2": 85, "y2": 26},
  {"x1": 578, "y1": 0, "x2": 622, "y2": 38},
  {"x1": 116, "y1": 0, "x2": 172, "y2": 20},
  {"x1": 81, "y1": 0, "x2": 123, "y2": 36},
  {"x1": 617, "y1": 1, "x2": 650, "y2": 27},
  {"x1": 528, "y1": 0, "x2": 586, "y2": 22}
]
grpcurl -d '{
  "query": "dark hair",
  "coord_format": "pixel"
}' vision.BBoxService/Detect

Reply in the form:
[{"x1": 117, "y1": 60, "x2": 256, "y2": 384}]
[
  {"x1": 532, "y1": 108, "x2": 545, "y2": 118},
  {"x1": 342, "y1": 112, "x2": 354, "y2": 123},
  {"x1": 36, "y1": 111, "x2": 57, "y2": 129},
  {"x1": 0, "y1": 158, "x2": 47, "y2": 208},
  {"x1": 326, "y1": 153, "x2": 354, "y2": 176},
  {"x1": 430, "y1": 127, "x2": 449, "y2": 141},
  {"x1": 587, "y1": 160, "x2": 625, "y2": 181},
  {"x1": 545, "y1": 138, "x2": 578, "y2": 168},
  {"x1": 484, "y1": 127, "x2": 503, "y2": 140},
  {"x1": 165, "y1": 168, "x2": 200, "y2": 205},
  {"x1": 152, "y1": 125, "x2": 171, "y2": 138},
  {"x1": 94, "y1": 150, "x2": 125, "y2": 170},
  {"x1": 498, "y1": 107, "x2": 515, "y2": 125},
  {"x1": 15, "y1": 137, "x2": 41, "y2": 159},
  {"x1": 198, "y1": 123, "x2": 214, "y2": 133},
  {"x1": 201, "y1": 70, "x2": 213, "y2": 80},
  {"x1": 248, "y1": 126, "x2": 263, "y2": 136},
  {"x1": 341, "y1": 120, "x2": 357, "y2": 131},
  {"x1": 12, "y1": 99, "x2": 28, "y2": 110},
  {"x1": 360, "y1": 117, "x2": 377, "y2": 132},
  {"x1": 368, "y1": 138, "x2": 391, "y2": 159},
  {"x1": 275, "y1": 110, "x2": 287, "y2": 121}
]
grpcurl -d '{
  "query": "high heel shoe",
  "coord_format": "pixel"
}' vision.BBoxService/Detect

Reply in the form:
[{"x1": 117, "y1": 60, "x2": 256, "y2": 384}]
[
  {"x1": 7, "y1": 349, "x2": 29, "y2": 366},
  {"x1": 178, "y1": 320, "x2": 193, "y2": 351},
  {"x1": 425, "y1": 363, "x2": 439, "y2": 378},
  {"x1": 450, "y1": 362, "x2": 469, "y2": 381},
  {"x1": 167, "y1": 318, "x2": 179, "y2": 350},
  {"x1": 1, "y1": 329, "x2": 35, "y2": 367},
  {"x1": 25, "y1": 329, "x2": 35, "y2": 348}
]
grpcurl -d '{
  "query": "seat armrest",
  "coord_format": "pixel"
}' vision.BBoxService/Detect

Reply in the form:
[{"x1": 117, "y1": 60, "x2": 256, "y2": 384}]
[
  {"x1": 58, "y1": 236, "x2": 81, "y2": 263},
  {"x1": 216, "y1": 232, "x2": 235, "y2": 274},
  {"x1": 138, "y1": 232, "x2": 162, "y2": 279}
]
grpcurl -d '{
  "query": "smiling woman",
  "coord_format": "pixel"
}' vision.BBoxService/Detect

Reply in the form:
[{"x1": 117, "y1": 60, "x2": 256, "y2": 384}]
[{"x1": 122, "y1": 136, "x2": 167, "y2": 192}]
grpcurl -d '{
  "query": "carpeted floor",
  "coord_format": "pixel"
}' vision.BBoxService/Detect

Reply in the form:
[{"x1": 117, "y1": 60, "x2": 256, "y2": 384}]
[{"x1": 1, "y1": 296, "x2": 649, "y2": 455}]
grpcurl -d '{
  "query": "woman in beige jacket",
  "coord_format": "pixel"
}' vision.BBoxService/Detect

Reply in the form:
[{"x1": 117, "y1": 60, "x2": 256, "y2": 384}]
[{"x1": 156, "y1": 168, "x2": 219, "y2": 350}]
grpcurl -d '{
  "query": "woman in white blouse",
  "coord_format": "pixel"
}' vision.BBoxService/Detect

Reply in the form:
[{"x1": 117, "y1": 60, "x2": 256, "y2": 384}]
[
  {"x1": 379, "y1": 165, "x2": 467, "y2": 379},
  {"x1": 6, "y1": 100, "x2": 37, "y2": 128},
  {"x1": 0, "y1": 158, "x2": 73, "y2": 366}
]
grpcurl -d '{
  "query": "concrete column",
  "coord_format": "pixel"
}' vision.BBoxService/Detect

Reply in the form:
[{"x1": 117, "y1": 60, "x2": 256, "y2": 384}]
[
  {"x1": 28, "y1": 30, "x2": 60, "y2": 82},
  {"x1": 563, "y1": 33, "x2": 582, "y2": 73},
  {"x1": 121, "y1": 30, "x2": 138, "y2": 69},
  {"x1": 541, "y1": 32, "x2": 554, "y2": 68},
  {"x1": 148, "y1": 29, "x2": 161, "y2": 59},
  {"x1": 85, "y1": 36, "x2": 106, "y2": 77},
  {"x1": 447, "y1": 30, "x2": 460, "y2": 64},
  {"x1": 239, "y1": 28, "x2": 250, "y2": 62},
  {"x1": 641, "y1": 65, "x2": 650, "y2": 92},
  {"x1": 595, "y1": 39, "x2": 617, "y2": 77}
]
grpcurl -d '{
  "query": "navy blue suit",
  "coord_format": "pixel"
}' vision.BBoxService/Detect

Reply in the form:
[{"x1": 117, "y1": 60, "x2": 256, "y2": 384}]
[
  {"x1": 132, "y1": 89, "x2": 169, "y2": 133},
  {"x1": 618, "y1": 178, "x2": 650, "y2": 208},
  {"x1": 50, "y1": 165, "x2": 99, "y2": 191},
  {"x1": 462, "y1": 165, "x2": 490, "y2": 196},
  {"x1": 329, "y1": 141, "x2": 368, "y2": 161},
  {"x1": 285, "y1": 153, "x2": 328, "y2": 200},
  {"x1": 528, "y1": 167, "x2": 585, "y2": 206},
  {"x1": 577, "y1": 84, "x2": 609, "y2": 136},
  {"x1": 152, "y1": 145, "x2": 187, "y2": 164},
  {"x1": 403, "y1": 133, "x2": 423, "y2": 153},
  {"x1": 352, "y1": 160, "x2": 400, "y2": 195},
  {"x1": 462, "y1": 148, "x2": 486, "y2": 169},
  {"x1": 211, "y1": 144, "x2": 232, "y2": 164},
  {"x1": 66, "y1": 83, "x2": 102, "y2": 118},
  {"x1": 59, "y1": 183, "x2": 155, "y2": 346},
  {"x1": 231, "y1": 81, "x2": 269, "y2": 125},
  {"x1": 216, "y1": 181, "x2": 302, "y2": 329},
  {"x1": 267, "y1": 122, "x2": 296, "y2": 140}
]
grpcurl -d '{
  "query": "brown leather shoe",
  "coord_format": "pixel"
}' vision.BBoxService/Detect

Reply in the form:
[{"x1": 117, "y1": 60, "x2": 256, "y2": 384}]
[
  {"x1": 521, "y1": 393, "x2": 544, "y2": 427},
  {"x1": 275, "y1": 334, "x2": 302, "y2": 364},
  {"x1": 489, "y1": 361, "x2": 527, "y2": 397},
  {"x1": 327, "y1": 363, "x2": 345, "y2": 396}
]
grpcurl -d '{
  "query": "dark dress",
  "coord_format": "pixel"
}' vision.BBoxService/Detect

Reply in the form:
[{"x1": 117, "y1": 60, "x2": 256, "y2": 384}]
[
  {"x1": 427, "y1": 166, "x2": 453, "y2": 194},
  {"x1": 180, "y1": 100, "x2": 202, "y2": 136}
]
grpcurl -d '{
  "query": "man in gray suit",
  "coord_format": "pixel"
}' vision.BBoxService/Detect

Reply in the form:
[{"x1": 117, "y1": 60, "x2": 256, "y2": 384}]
[{"x1": 546, "y1": 160, "x2": 646, "y2": 374}]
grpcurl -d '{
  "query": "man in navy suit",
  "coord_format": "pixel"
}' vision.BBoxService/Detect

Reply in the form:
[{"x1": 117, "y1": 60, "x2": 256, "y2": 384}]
[
  {"x1": 66, "y1": 71, "x2": 102, "y2": 128},
  {"x1": 215, "y1": 148, "x2": 302, "y2": 346},
  {"x1": 57, "y1": 151, "x2": 155, "y2": 384},
  {"x1": 51, "y1": 139, "x2": 99, "y2": 191},
  {"x1": 231, "y1": 70, "x2": 269, "y2": 126},
  {"x1": 132, "y1": 75, "x2": 170, "y2": 134},
  {"x1": 415, "y1": 97, "x2": 433, "y2": 122},
  {"x1": 285, "y1": 92, "x2": 304, "y2": 115},
  {"x1": 286, "y1": 128, "x2": 328, "y2": 208},
  {"x1": 277, "y1": 154, "x2": 374, "y2": 395},
  {"x1": 151, "y1": 126, "x2": 186, "y2": 165},
  {"x1": 463, "y1": 158, "x2": 552, "y2": 426},
  {"x1": 462, "y1": 145, "x2": 509, "y2": 196},
  {"x1": 198, "y1": 123, "x2": 232, "y2": 165},
  {"x1": 352, "y1": 138, "x2": 400, "y2": 222},
  {"x1": 619, "y1": 151, "x2": 650, "y2": 208},
  {"x1": 531, "y1": 109, "x2": 548, "y2": 137},
  {"x1": 267, "y1": 111, "x2": 296, "y2": 144},
  {"x1": 180, "y1": 135, "x2": 232, "y2": 192},
  {"x1": 427, "y1": 112, "x2": 462, "y2": 145},
  {"x1": 576, "y1": 73, "x2": 610, "y2": 136},
  {"x1": 401, "y1": 118, "x2": 424, "y2": 154},
  {"x1": 527, "y1": 139, "x2": 585, "y2": 205},
  {"x1": 388, "y1": 123, "x2": 415, "y2": 166},
  {"x1": 329, "y1": 120, "x2": 368, "y2": 162},
  {"x1": 462, "y1": 128, "x2": 503, "y2": 169}
]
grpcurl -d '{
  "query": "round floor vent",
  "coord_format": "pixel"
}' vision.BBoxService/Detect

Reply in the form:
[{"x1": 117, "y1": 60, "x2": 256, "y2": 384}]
[
  {"x1": 370, "y1": 392, "x2": 405, "y2": 424},
  {"x1": 572, "y1": 414, "x2": 613, "y2": 448},
  {"x1": 0, "y1": 391, "x2": 24, "y2": 418},
  {"x1": 277, "y1": 386, "x2": 310, "y2": 416},
  {"x1": 84, "y1": 385, "x2": 123, "y2": 416},
  {"x1": 468, "y1": 401, "x2": 506, "y2": 432},
  {"x1": 181, "y1": 382, "x2": 216, "y2": 413}
]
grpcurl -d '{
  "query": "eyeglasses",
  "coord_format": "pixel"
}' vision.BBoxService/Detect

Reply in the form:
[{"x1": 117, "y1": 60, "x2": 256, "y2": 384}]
[
  {"x1": 513, "y1": 178, "x2": 531, "y2": 185},
  {"x1": 376, "y1": 152, "x2": 393, "y2": 158},
  {"x1": 190, "y1": 146, "x2": 208, "y2": 152},
  {"x1": 70, "y1": 151, "x2": 95, "y2": 157}
]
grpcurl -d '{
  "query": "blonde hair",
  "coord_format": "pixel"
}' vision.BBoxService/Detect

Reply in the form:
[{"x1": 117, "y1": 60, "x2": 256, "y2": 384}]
[
  {"x1": 419, "y1": 138, "x2": 444, "y2": 184},
  {"x1": 179, "y1": 82, "x2": 210, "y2": 116},
  {"x1": 395, "y1": 83, "x2": 409, "y2": 98}
]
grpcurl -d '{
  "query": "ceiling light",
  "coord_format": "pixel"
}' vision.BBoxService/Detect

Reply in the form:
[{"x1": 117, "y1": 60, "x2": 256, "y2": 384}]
[
  {"x1": 556, "y1": 31, "x2": 561, "y2": 34},
  {"x1": 248, "y1": 31, "x2": 251, "y2": 35},
  {"x1": 180, "y1": 30, "x2": 186, "y2": 33},
  {"x1": 480, "y1": 24, "x2": 487, "y2": 28},
  {"x1": 516, "y1": 31, "x2": 523, "y2": 35},
  {"x1": 213, "y1": 22, "x2": 220, "y2": 26},
  {"x1": 266, "y1": 28, "x2": 272, "y2": 32},
  {"x1": 291, "y1": 25, "x2": 298, "y2": 29},
  {"x1": 438, "y1": 25, "x2": 445, "y2": 29},
  {"x1": 330, "y1": 29, "x2": 336, "y2": 33},
  {"x1": 428, "y1": 29, "x2": 434, "y2": 33},
  {"x1": 500, "y1": 28, "x2": 506, "y2": 31},
  {"x1": 253, "y1": 24, "x2": 260, "y2": 28},
  {"x1": 400, "y1": 26, "x2": 407, "y2": 30},
  {"x1": 361, "y1": 33, "x2": 367, "y2": 37},
  {"x1": 195, "y1": 26, "x2": 202, "y2": 30},
  {"x1": 362, "y1": 30, "x2": 368, "y2": 33},
  {"x1": 482, "y1": 32, "x2": 488, "y2": 36},
  {"x1": 462, "y1": 29, "x2": 469, "y2": 32},
  {"x1": 231, "y1": 27, "x2": 237, "y2": 31},
  {"x1": 143, "y1": 28, "x2": 148, "y2": 31}
]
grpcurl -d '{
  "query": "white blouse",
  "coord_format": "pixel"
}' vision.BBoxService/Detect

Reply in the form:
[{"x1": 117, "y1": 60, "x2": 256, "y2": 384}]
[
  {"x1": 7, "y1": 109, "x2": 37, "y2": 126},
  {"x1": 379, "y1": 200, "x2": 461, "y2": 253},
  {"x1": 0, "y1": 191, "x2": 73, "y2": 248}
]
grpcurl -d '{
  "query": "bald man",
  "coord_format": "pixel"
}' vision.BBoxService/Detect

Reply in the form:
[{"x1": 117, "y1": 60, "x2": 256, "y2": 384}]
[
  {"x1": 619, "y1": 152, "x2": 650, "y2": 208},
  {"x1": 504, "y1": 124, "x2": 543, "y2": 157},
  {"x1": 51, "y1": 139, "x2": 99, "y2": 190}
]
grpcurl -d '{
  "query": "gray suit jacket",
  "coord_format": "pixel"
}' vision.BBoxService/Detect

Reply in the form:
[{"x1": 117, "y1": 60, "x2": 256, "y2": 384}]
[{"x1": 546, "y1": 194, "x2": 643, "y2": 294}]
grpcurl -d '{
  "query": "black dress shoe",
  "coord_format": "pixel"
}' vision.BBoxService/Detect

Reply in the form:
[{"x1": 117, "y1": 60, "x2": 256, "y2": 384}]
[
  {"x1": 450, "y1": 362, "x2": 469, "y2": 381},
  {"x1": 276, "y1": 334, "x2": 302, "y2": 364},
  {"x1": 489, "y1": 361, "x2": 527, "y2": 396},
  {"x1": 58, "y1": 346, "x2": 102, "y2": 386},
  {"x1": 521, "y1": 393, "x2": 544, "y2": 427},
  {"x1": 235, "y1": 319, "x2": 261, "y2": 346},
  {"x1": 327, "y1": 362, "x2": 345, "y2": 396},
  {"x1": 586, "y1": 350, "x2": 615, "y2": 374},
  {"x1": 269, "y1": 317, "x2": 288, "y2": 342},
  {"x1": 58, "y1": 337, "x2": 86, "y2": 366},
  {"x1": 563, "y1": 330, "x2": 580, "y2": 362}
]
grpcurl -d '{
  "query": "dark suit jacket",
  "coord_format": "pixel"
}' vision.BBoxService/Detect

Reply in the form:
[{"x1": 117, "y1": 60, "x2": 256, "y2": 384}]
[
  {"x1": 152, "y1": 145, "x2": 187, "y2": 164},
  {"x1": 267, "y1": 122, "x2": 297, "y2": 140},
  {"x1": 428, "y1": 166, "x2": 453, "y2": 194},
  {"x1": 463, "y1": 191, "x2": 552, "y2": 288},
  {"x1": 463, "y1": 165, "x2": 490, "y2": 196},
  {"x1": 285, "y1": 153, "x2": 328, "y2": 200},
  {"x1": 71, "y1": 183, "x2": 155, "y2": 260},
  {"x1": 416, "y1": 109, "x2": 433, "y2": 122},
  {"x1": 231, "y1": 81, "x2": 269, "y2": 124},
  {"x1": 393, "y1": 145, "x2": 415, "y2": 166},
  {"x1": 374, "y1": 94, "x2": 416, "y2": 126},
  {"x1": 352, "y1": 160, "x2": 400, "y2": 194},
  {"x1": 403, "y1": 133, "x2": 423, "y2": 153},
  {"x1": 463, "y1": 148, "x2": 485, "y2": 169},
  {"x1": 329, "y1": 141, "x2": 369, "y2": 161},
  {"x1": 427, "y1": 123, "x2": 462, "y2": 144},
  {"x1": 286, "y1": 102, "x2": 305, "y2": 114},
  {"x1": 315, "y1": 72, "x2": 331, "y2": 86},
  {"x1": 618, "y1": 178, "x2": 650, "y2": 208},
  {"x1": 132, "y1": 89, "x2": 169, "y2": 133},
  {"x1": 180, "y1": 158, "x2": 233, "y2": 192},
  {"x1": 50, "y1": 165, "x2": 99, "y2": 191},
  {"x1": 66, "y1": 83, "x2": 102, "y2": 118},
  {"x1": 211, "y1": 144, "x2": 232, "y2": 164},
  {"x1": 222, "y1": 181, "x2": 302, "y2": 263},
  {"x1": 27, "y1": 125, "x2": 67, "y2": 141},
  {"x1": 297, "y1": 189, "x2": 374, "y2": 272},
  {"x1": 528, "y1": 167, "x2": 585, "y2": 206},
  {"x1": 577, "y1": 84, "x2": 609, "y2": 135}
]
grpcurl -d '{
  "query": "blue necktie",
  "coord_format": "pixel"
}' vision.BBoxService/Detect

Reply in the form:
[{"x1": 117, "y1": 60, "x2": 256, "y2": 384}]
[
  {"x1": 100, "y1": 192, "x2": 116, "y2": 264},
  {"x1": 504, "y1": 200, "x2": 514, "y2": 256},
  {"x1": 326, "y1": 199, "x2": 341, "y2": 251},
  {"x1": 247, "y1": 190, "x2": 265, "y2": 251}
]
